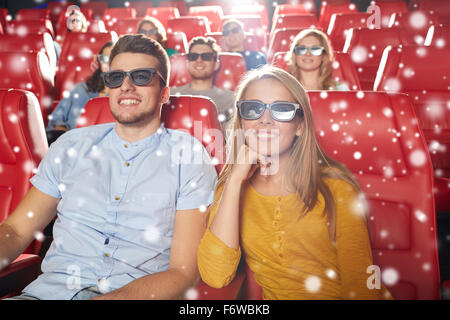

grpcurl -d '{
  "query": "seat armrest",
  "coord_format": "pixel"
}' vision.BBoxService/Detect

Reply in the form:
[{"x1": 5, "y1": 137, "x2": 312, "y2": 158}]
[{"x1": 0, "y1": 254, "x2": 42, "y2": 298}]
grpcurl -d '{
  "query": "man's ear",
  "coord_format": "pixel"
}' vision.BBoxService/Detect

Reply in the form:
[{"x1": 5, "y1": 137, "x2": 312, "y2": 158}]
[{"x1": 160, "y1": 86, "x2": 170, "y2": 104}]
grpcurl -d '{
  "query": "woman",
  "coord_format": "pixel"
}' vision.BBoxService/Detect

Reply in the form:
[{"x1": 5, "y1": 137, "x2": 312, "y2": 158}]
[
  {"x1": 46, "y1": 41, "x2": 113, "y2": 144},
  {"x1": 286, "y1": 29, "x2": 349, "y2": 90},
  {"x1": 197, "y1": 65, "x2": 391, "y2": 300},
  {"x1": 137, "y1": 17, "x2": 178, "y2": 57}
]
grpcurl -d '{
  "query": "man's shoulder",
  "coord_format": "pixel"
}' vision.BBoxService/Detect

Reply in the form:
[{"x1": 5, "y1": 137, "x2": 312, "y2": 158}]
[
  {"x1": 52, "y1": 123, "x2": 115, "y2": 148},
  {"x1": 211, "y1": 86, "x2": 234, "y2": 96},
  {"x1": 169, "y1": 84, "x2": 190, "y2": 94}
]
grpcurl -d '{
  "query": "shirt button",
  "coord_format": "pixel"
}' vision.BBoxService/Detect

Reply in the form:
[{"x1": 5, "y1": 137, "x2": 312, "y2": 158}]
[
  {"x1": 272, "y1": 221, "x2": 278, "y2": 227},
  {"x1": 115, "y1": 196, "x2": 120, "y2": 201},
  {"x1": 279, "y1": 253, "x2": 284, "y2": 258},
  {"x1": 277, "y1": 235, "x2": 282, "y2": 241},
  {"x1": 125, "y1": 162, "x2": 130, "y2": 167},
  {"x1": 104, "y1": 253, "x2": 110, "y2": 257},
  {"x1": 124, "y1": 144, "x2": 128, "y2": 148},
  {"x1": 277, "y1": 196, "x2": 282, "y2": 202}
]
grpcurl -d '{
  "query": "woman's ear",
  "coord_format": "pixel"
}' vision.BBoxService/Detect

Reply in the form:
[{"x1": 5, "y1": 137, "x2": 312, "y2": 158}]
[{"x1": 295, "y1": 120, "x2": 304, "y2": 137}]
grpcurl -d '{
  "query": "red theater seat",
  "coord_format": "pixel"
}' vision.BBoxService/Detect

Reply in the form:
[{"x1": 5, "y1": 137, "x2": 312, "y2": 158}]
[
  {"x1": 271, "y1": 51, "x2": 361, "y2": 90},
  {"x1": 169, "y1": 53, "x2": 247, "y2": 92},
  {"x1": 47, "y1": 1, "x2": 75, "y2": 26},
  {"x1": 7, "y1": 19, "x2": 55, "y2": 38},
  {"x1": 309, "y1": 90, "x2": 440, "y2": 299},
  {"x1": 56, "y1": 32, "x2": 117, "y2": 99},
  {"x1": 0, "y1": 51, "x2": 54, "y2": 126},
  {"x1": 166, "y1": 31, "x2": 188, "y2": 54},
  {"x1": 127, "y1": 1, "x2": 152, "y2": 17},
  {"x1": 102, "y1": 7, "x2": 136, "y2": 23},
  {"x1": 370, "y1": 1, "x2": 408, "y2": 28},
  {"x1": 159, "y1": 1, "x2": 187, "y2": 16},
  {"x1": 327, "y1": 13, "x2": 372, "y2": 51},
  {"x1": 319, "y1": 2, "x2": 358, "y2": 31},
  {"x1": 0, "y1": 89, "x2": 48, "y2": 252},
  {"x1": 0, "y1": 32, "x2": 57, "y2": 78},
  {"x1": 389, "y1": 11, "x2": 439, "y2": 46},
  {"x1": 418, "y1": 0, "x2": 450, "y2": 17},
  {"x1": 424, "y1": 25, "x2": 450, "y2": 47},
  {"x1": 343, "y1": 27, "x2": 414, "y2": 90},
  {"x1": 144, "y1": 7, "x2": 180, "y2": 29},
  {"x1": 15, "y1": 8, "x2": 50, "y2": 21},
  {"x1": 81, "y1": 1, "x2": 108, "y2": 20},
  {"x1": 271, "y1": 13, "x2": 318, "y2": 34},
  {"x1": 188, "y1": 5, "x2": 224, "y2": 33},
  {"x1": 272, "y1": 4, "x2": 314, "y2": 20},
  {"x1": 167, "y1": 16, "x2": 211, "y2": 42},
  {"x1": 106, "y1": 18, "x2": 141, "y2": 36},
  {"x1": 229, "y1": 4, "x2": 269, "y2": 33},
  {"x1": 374, "y1": 45, "x2": 450, "y2": 212},
  {"x1": 267, "y1": 27, "x2": 303, "y2": 62}
]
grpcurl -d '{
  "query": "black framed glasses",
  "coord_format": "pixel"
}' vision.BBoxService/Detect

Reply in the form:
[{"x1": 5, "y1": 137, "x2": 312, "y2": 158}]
[
  {"x1": 139, "y1": 29, "x2": 158, "y2": 36},
  {"x1": 97, "y1": 54, "x2": 110, "y2": 64},
  {"x1": 101, "y1": 68, "x2": 166, "y2": 88},
  {"x1": 236, "y1": 100, "x2": 303, "y2": 122},
  {"x1": 222, "y1": 26, "x2": 243, "y2": 37},
  {"x1": 186, "y1": 52, "x2": 217, "y2": 62},
  {"x1": 294, "y1": 45, "x2": 325, "y2": 56}
]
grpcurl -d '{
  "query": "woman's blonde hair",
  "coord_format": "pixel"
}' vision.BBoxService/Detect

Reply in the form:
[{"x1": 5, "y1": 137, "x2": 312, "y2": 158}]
[
  {"x1": 286, "y1": 29, "x2": 336, "y2": 90},
  {"x1": 215, "y1": 65, "x2": 362, "y2": 240},
  {"x1": 137, "y1": 17, "x2": 167, "y2": 43}
]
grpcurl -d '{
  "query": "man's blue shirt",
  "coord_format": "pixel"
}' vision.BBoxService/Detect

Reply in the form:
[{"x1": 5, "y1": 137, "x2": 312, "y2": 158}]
[{"x1": 23, "y1": 123, "x2": 217, "y2": 299}]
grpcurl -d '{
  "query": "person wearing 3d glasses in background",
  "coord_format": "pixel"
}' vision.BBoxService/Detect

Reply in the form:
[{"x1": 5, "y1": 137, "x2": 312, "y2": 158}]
[
  {"x1": 197, "y1": 65, "x2": 392, "y2": 300},
  {"x1": 170, "y1": 36, "x2": 235, "y2": 132},
  {"x1": 285, "y1": 29, "x2": 349, "y2": 91},
  {"x1": 46, "y1": 41, "x2": 114, "y2": 145},
  {"x1": 137, "y1": 17, "x2": 178, "y2": 58},
  {"x1": 0, "y1": 34, "x2": 217, "y2": 300},
  {"x1": 221, "y1": 19, "x2": 267, "y2": 71}
]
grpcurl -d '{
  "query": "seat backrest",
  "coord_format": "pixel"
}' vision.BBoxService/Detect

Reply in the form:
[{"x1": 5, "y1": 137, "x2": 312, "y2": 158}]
[
  {"x1": 169, "y1": 52, "x2": 247, "y2": 91},
  {"x1": 0, "y1": 89, "x2": 48, "y2": 253},
  {"x1": 271, "y1": 13, "x2": 318, "y2": 34},
  {"x1": 56, "y1": 32, "x2": 117, "y2": 98},
  {"x1": 267, "y1": 27, "x2": 303, "y2": 62},
  {"x1": 76, "y1": 96, "x2": 225, "y2": 173},
  {"x1": 56, "y1": 58, "x2": 93, "y2": 100},
  {"x1": 327, "y1": 12, "x2": 371, "y2": 51},
  {"x1": 0, "y1": 32, "x2": 57, "y2": 77},
  {"x1": 424, "y1": 25, "x2": 450, "y2": 47},
  {"x1": 188, "y1": 5, "x2": 224, "y2": 33},
  {"x1": 108, "y1": 18, "x2": 141, "y2": 36},
  {"x1": 47, "y1": 1, "x2": 75, "y2": 25},
  {"x1": 166, "y1": 31, "x2": 188, "y2": 54},
  {"x1": 81, "y1": 1, "x2": 108, "y2": 20},
  {"x1": 0, "y1": 51, "x2": 54, "y2": 126},
  {"x1": 272, "y1": 4, "x2": 314, "y2": 22},
  {"x1": 309, "y1": 90, "x2": 440, "y2": 299},
  {"x1": 419, "y1": 0, "x2": 450, "y2": 17},
  {"x1": 15, "y1": 8, "x2": 50, "y2": 21},
  {"x1": 371, "y1": 1, "x2": 408, "y2": 28},
  {"x1": 167, "y1": 16, "x2": 211, "y2": 42},
  {"x1": 205, "y1": 31, "x2": 262, "y2": 52},
  {"x1": 102, "y1": 7, "x2": 136, "y2": 22},
  {"x1": 144, "y1": 7, "x2": 180, "y2": 29},
  {"x1": 159, "y1": 0, "x2": 188, "y2": 16},
  {"x1": 127, "y1": 1, "x2": 153, "y2": 17},
  {"x1": 374, "y1": 45, "x2": 450, "y2": 177},
  {"x1": 390, "y1": 11, "x2": 438, "y2": 46},
  {"x1": 343, "y1": 27, "x2": 413, "y2": 90},
  {"x1": 229, "y1": 4, "x2": 269, "y2": 33},
  {"x1": 319, "y1": 2, "x2": 358, "y2": 30},
  {"x1": 271, "y1": 51, "x2": 361, "y2": 90},
  {"x1": 7, "y1": 19, "x2": 55, "y2": 38}
]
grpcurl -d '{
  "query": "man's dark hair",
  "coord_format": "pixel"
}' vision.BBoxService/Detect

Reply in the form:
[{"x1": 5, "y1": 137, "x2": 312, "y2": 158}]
[
  {"x1": 109, "y1": 34, "x2": 170, "y2": 88},
  {"x1": 188, "y1": 36, "x2": 221, "y2": 61}
]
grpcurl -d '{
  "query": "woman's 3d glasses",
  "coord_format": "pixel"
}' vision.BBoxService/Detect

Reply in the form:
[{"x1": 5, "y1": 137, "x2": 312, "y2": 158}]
[
  {"x1": 236, "y1": 100, "x2": 303, "y2": 122},
  {"x1": 294, "y1": 45, "x2": 325, "y2": 56}
]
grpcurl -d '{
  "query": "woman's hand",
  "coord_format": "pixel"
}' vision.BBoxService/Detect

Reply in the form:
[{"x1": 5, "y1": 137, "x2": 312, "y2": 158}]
[{"x1": 229, "y1": 144, "x2": 271, "y2": 184}]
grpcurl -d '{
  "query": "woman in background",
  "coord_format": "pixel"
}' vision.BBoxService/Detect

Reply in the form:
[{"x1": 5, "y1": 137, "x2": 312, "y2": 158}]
[
  {"x1": 286, "y1": 29, "x2": 349, "y2": 90},
  {"x1": 137, "y1": 17, "x2": 178, "y2": 57}
]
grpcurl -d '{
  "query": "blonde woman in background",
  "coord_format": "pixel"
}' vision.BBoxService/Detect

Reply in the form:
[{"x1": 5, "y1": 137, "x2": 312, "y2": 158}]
[
  {"x1": 286, "y1": 29, "x2": 349, "y2": 91},
  {"x1": 137, "y1": 17, "x2": 178, "y2": 57},
  {"x1": 197, "y1": 65, "x2": 391, "y2": 300}
]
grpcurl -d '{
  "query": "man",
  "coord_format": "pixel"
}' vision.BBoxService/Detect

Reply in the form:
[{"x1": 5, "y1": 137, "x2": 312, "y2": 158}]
[
  {"x1": 221, "y1": 19, "x2": 267, "y2": 71},
  {"x1": 0, "y1": 34, "x2": 217, "y2": 300},
  {"x1": 170, "y1": 36, "x2": 234, "y2": 131}
]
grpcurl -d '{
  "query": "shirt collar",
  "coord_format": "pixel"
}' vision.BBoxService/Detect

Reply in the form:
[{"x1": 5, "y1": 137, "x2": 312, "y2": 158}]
[{"x1": 111, "y1": 124, "x2": 168, "y2": 156}]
